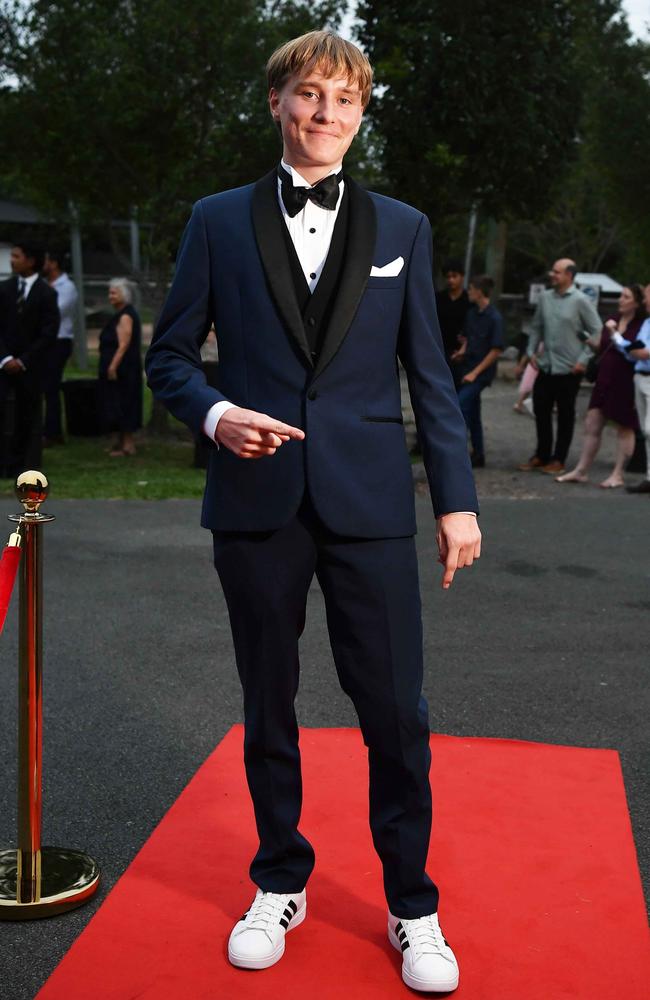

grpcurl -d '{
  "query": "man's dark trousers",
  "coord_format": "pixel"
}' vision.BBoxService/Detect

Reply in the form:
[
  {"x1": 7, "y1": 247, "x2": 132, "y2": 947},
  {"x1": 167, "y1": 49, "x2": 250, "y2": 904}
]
[
  {"x1": 213, "y1": 490, "x2": 438, "y2": 920},
  {"x1": 0, "y1": 371, "x2": 44, "y2": 476},
  {"x1": 457, "y1": 377, "x2": 489, "y2": 457},
  {"x1": 532, "y1": 371, "x2": 582, "y2": 464}
]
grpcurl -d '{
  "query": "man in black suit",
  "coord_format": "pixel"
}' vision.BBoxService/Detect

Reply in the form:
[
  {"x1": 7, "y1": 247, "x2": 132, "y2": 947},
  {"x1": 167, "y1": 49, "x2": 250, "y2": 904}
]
[{"x1": 0, "y1": 240, "x2": 59, "y2": 476}]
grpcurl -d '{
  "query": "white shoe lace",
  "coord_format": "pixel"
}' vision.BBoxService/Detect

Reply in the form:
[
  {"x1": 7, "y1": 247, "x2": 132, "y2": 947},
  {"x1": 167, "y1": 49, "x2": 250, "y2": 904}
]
[
  {"x1": 244, "y1": 892, "x2": 292, "y2": 941},
  {"x1": 402, "y1": 914, "x2": 448, "y2": 960}
]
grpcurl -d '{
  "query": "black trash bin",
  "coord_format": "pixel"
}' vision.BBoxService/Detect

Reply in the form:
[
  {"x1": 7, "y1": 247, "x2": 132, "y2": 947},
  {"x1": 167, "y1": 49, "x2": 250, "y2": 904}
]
[{"x1": 62, "y1": 378, "x2": 102, "y2": 436}]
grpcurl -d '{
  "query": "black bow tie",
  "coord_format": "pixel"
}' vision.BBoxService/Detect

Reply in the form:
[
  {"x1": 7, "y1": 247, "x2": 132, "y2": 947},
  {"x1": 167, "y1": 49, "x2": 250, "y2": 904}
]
[{"x1": 279, "y1": 166, "x2": 343, "y2": 218}]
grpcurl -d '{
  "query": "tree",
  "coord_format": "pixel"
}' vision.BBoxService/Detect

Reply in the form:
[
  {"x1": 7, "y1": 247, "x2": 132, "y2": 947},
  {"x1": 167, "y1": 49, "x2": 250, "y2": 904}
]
[
  {"x1": 355, "y1": 1, "x2": 582, "y2": 230},
  {"x1": 503, "y1": 2, "x2": 650, "y2": 287},
  {"x1": 577, "y1": 6, "x2": 650, "y2": 276},
  {"x1": 0, "y1": 0, "x2": 347, "y2": 308},
  {"x1": 0, "y1": 0, "x2": 348, "y2": 430}
]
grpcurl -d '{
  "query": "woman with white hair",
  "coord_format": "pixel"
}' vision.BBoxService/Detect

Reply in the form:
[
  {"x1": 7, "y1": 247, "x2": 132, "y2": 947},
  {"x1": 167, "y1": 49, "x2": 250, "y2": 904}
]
[{"x1": 98, "y1": 278, "x2": 143, "y2": 455}]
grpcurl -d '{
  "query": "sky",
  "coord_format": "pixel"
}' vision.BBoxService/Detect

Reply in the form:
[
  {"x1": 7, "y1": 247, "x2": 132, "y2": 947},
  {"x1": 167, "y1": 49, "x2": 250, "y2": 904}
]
[{"x1": 621, "y1": 0, "x2": 650, "y2": 39}]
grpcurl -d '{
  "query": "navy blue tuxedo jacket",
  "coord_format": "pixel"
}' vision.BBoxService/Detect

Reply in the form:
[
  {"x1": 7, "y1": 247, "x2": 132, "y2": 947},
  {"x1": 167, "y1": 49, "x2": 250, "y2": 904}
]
[{"x1": 146, "y1": 171, "x2": 479, "y2": 536}]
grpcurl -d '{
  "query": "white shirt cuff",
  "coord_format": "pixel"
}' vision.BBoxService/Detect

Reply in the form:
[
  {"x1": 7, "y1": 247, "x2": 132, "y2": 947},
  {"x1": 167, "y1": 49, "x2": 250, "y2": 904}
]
[
  {"x1": 437, "y1": 511, "x2": 478, "y2": 518},
  {"x1": 203, "y1": 400, "x2": 237, "y2": 442},
  {"x1": 0, "y1": 355, "x2": 14, "y2": 369}
]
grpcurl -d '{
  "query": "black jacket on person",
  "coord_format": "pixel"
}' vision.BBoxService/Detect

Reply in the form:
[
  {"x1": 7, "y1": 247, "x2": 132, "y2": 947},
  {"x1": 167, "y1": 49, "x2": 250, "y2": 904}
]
[
  {"x1": 0, "y1": 275, "x2": 60, "y2": 374},
  {"x1": 0, "y1": 275, "x2": 60, "y2": 476}
]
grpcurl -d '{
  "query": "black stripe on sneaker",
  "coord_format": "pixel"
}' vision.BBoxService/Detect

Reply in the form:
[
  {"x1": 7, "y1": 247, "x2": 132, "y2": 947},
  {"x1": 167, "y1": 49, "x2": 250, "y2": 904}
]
[
  {"x1": 401, "y1": 940, "x2": 410, "y2": 951},
  {"x1": 288, "y1": 899, "x2": 298, "y2": 914},
  {"x1": 283, "y1": 906, "x2": 293, "y2": 920},
  {"x1": 240, "y1": 912, "x2": 249, "y2": 921},
  {"x1": 395, "y1": 921, "x2": 403, "y2": 935},
  {"x1": 398, "y1": 928, "x2": 407, "y2": 941},
  {"x1": 280, "y1": 917, "x2": 289, "y2": 929}
]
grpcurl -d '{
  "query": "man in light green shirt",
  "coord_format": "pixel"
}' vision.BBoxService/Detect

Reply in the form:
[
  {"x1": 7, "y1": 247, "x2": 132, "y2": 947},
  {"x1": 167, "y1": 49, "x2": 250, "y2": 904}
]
[{"x1": 517, "y1": 258, "x2": 601, "y2": 474}]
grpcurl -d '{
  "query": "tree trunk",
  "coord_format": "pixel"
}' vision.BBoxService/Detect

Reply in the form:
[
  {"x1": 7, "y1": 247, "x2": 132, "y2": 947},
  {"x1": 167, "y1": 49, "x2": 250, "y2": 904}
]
[{"x1": 484, "y1": 218, "x2": 508, "y2": 299}]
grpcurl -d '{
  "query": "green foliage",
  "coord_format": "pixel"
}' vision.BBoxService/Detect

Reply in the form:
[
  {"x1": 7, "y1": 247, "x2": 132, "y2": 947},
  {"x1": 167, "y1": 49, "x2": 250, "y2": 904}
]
[
  {"x1": 356, "y1": 0, "x2": 650, "y2": 285},
  {"x1": 356, "y1": 0, "x2": 582, "y2": 228},
  {"x1": 506, "y1": 2, "x2": 650, "y2": 285},
  {"x1": 0, "y1": 430, "x2": 206, "y2": 500}
]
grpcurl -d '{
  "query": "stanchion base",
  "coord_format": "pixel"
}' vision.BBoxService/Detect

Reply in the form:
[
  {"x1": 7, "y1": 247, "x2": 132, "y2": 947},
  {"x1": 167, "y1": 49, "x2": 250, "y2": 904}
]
[{"x1": 0, "y1": 847, "x2": 100, "y2": 919}]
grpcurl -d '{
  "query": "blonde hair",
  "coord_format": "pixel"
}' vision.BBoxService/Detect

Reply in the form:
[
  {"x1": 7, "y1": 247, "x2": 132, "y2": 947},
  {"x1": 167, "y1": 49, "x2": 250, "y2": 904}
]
[{"x1": 267, "y1": 30, "x2": 373, "y2": 108}]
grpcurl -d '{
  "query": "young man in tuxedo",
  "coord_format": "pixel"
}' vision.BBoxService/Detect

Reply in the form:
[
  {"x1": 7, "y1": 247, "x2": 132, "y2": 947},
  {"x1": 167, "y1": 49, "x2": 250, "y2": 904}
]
[
  {"x1": 146, "y1": 31, "x2": 481, "y2": 994},
  {"x1": 0, "y1": 240, "x2": 59, "y2": 476}
]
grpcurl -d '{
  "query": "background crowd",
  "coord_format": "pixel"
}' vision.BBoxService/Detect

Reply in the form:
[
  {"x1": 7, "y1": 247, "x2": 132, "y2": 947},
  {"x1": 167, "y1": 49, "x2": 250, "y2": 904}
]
[
  {"x1": 0, "y1": 239, "x2": 142, "y2": 477},
  {"x1": 1, "y1": 236, "x2": 649, "y2": 497},
  {"x1": 436, "y1": 256, "x2": 650, "y2": 492}
]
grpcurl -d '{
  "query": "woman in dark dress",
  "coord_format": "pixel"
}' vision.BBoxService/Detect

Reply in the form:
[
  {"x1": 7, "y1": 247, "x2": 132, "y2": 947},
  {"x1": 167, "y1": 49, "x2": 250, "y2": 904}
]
[
  {"x1": 98, "y1": 278, "x2": 143, "y2": 456},
  {"x1": 557, "y1": 284, "x2": 645, "y2": 488}
]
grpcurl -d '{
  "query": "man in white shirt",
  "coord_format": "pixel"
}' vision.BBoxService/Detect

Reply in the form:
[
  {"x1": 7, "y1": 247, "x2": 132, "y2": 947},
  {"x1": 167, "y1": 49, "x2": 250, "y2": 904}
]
[{"x1": 42, "y1": 249, "x2": 78, "y2": 445}]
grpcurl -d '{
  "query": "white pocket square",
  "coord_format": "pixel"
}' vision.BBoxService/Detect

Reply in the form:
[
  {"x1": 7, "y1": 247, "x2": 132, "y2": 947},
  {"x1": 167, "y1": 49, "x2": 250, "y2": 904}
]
[{"x1": 370, "y1": 256, "x2": 404, "y2": 278}]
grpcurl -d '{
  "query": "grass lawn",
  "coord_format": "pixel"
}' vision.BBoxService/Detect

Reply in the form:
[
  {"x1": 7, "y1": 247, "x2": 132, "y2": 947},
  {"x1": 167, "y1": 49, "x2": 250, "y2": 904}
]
[{"x1": 0, "y1": 353, "x2": 207, "y2": 501}]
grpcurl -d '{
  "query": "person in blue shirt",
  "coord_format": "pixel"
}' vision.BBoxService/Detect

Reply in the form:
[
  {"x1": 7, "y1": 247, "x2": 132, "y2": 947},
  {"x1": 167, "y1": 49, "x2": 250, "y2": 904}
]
[{"x1": 451, "y1": 274, "x2": 504, "y2": 467}]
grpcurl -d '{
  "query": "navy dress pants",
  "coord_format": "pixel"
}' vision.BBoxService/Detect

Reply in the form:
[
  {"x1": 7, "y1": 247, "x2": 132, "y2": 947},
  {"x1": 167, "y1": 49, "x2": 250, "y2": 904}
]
[
  {"x1": 457, "y1": 378, "x2": 486, "y2": 457},
  {"x1": 212, "y1": 492, "x2": 439, "y2": 919}
]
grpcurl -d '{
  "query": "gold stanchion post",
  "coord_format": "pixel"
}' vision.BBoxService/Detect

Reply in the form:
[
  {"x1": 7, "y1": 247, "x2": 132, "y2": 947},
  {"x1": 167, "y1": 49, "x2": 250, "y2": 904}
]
[{"x1": 0, "y1": 471, "x2": 100, "y2": 919}]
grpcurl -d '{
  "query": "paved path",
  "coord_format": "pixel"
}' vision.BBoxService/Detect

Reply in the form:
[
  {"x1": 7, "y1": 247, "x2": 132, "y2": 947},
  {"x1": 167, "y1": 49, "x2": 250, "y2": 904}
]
[
  {"x1": 416, "y1": 374, "x2": 646, "y2": 499},
  {"x1": 0, "y1": 487, "x2": 647, "y2": 998}
]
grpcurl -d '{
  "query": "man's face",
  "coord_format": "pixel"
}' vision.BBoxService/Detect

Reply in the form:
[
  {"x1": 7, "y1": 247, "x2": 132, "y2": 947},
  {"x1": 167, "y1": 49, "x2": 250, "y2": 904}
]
[
  {"x1": 269, "y1": 66, "x2": 364, "y2": 172},
  {"x1": 467, "y1": 283, "x2": 480, "y2": 304},
  {"x1": 644, "y1": 284, "x2": 650, "y2": 314},
  {"x1": 548, "y1": 259, "x2": 573, "y2": 292},
  {"x1": 10, "y1": 247, "x2": 36, "y2": 277},
  {"x1": 42, "y1": 253, "x2": 56, "y2": 277},
  {"x1": 445, "y1": 271, "x2": 464, "y2": 294}
]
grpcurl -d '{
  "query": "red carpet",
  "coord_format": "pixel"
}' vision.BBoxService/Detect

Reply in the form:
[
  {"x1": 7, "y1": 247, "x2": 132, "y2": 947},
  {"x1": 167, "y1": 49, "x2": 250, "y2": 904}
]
[{"x1": 37, "y1": 727, "x2": 649, "y2": 999}]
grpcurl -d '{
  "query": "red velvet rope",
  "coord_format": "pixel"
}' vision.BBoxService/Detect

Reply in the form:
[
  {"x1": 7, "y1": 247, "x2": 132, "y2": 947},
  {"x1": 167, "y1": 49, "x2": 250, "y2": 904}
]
[{"x1": 0, "y1": 545, "x2": 21, "y2": 635}]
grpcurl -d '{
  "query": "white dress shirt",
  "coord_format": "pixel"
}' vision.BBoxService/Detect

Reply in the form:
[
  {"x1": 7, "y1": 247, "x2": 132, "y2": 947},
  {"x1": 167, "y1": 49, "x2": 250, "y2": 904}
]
[
  {"x1": 52, "y1": 272, "x2": 78, "y2": 339},
  {"x1": 203, "y1": 161, "x2": 344, "y2": 442},
  {"x1": 1, "y1": 272, "x2": 40, "y2": 369}
]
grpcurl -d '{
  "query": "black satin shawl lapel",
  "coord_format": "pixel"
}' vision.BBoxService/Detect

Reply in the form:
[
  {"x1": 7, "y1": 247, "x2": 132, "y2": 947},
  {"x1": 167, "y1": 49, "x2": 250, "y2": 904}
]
[
  {"x1": 313, "y1": 176, "x2": 377, "y2": 381},
  {"x1": 251, "y1": 171, "x2": 313, "y2": 368}
]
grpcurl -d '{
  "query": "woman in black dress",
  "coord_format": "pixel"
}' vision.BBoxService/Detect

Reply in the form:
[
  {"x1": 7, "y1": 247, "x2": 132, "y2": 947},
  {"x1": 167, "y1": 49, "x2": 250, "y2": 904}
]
[{"x1": 98, "y1": 278, "x2": 143, "y2": 456}]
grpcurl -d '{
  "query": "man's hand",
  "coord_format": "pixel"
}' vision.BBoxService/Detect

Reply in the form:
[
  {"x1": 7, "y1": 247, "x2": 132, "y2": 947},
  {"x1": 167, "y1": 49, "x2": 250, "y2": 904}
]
[
  {"x1": 462, "y1": 370, "x2": 477, "y2": 384},
  {"x1": 572, "y1": 362, "x2": 586, "y2": 375},
  {"x1": 107, "y1": 364, "x2": 118, "y2": 381},
  {"x1": 3, "y1": 359, "x2": 24, "y2": 374},
  {"x1": 216, "y1": 406, "x2": 305, "y2": 458},
  {"x1": 515, "y1": 355, "x2": 537, "y2": 378},
  {"x1": 436, "y1": 512, "x2": 482, "y2": 590}
]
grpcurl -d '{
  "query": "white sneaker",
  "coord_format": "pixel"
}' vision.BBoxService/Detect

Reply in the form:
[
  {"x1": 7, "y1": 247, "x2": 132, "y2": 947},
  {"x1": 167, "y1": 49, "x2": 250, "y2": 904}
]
[
  {"x1": 228, "y1": 888, "x2": 306, "y2": 970},
  {"x1": 388, "y1": 911, "x2": 459, "y2": 992}
]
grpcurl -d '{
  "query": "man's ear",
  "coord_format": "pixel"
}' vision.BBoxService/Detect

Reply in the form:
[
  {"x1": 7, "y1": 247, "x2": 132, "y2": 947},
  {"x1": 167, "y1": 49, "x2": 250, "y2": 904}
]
[{"x1": 269, "y1": 87, "x2": 281, "y2": 120}]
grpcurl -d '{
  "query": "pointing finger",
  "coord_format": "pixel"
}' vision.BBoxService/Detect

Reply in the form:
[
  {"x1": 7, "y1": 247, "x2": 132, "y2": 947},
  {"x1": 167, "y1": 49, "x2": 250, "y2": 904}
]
[
  {"x1": 254, "y1": 415, "x2": 305, "y2": 440},
  {"x1": 442, "y1": 545, "x2": 459, "y2": 590}
]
